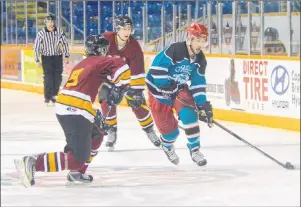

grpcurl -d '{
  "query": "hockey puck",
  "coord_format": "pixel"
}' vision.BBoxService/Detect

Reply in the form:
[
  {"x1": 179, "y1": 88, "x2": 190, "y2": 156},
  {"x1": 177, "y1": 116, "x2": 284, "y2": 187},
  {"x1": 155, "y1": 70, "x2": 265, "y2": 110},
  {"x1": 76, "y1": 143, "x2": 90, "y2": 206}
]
[{"x1": 285, "y1": 162, "x2": 294, "y2": 170}]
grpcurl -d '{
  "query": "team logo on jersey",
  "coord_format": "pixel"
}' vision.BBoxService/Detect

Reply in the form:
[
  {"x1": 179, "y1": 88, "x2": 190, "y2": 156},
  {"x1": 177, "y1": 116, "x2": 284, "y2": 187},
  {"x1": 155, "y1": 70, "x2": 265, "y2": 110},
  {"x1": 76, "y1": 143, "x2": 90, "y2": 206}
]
[
  {"x1": 171, "y1": 74, "x2": 190, "y2": 84},
  {"x1": 173, "y1": 65, "x2": 192, "y2": 84},
  {"x1": 175, "y1": 65, "x2": 191, "y2": 73},
  {"x1": 67, "y1": 107, "x2": 77, "y2": 112}
]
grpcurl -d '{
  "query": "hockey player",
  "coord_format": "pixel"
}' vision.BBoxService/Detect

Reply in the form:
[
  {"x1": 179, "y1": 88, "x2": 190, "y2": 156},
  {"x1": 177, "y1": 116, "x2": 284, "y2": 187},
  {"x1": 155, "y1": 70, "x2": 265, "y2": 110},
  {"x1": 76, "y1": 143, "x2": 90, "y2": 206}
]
[
  {"x1": 101, "y1": 15, "x2": 160, "y2": 151},
  {"x1": 13, "y1": 34, "x2": 131, "y2": 187},
  {"x1": 146, "y1": 23, "x2": 213, "y2": 166}
]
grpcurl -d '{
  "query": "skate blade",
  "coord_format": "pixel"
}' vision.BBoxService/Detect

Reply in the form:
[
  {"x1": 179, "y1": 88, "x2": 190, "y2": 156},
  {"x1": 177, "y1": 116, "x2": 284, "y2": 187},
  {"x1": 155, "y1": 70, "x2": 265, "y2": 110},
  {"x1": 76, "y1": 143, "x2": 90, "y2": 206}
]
[
  {"x1": 107, "y1": 146, "x2": 115, "y2": 152},
  {"x1": 14, "y1": 159, "x2": 32, "y2": 188},
  {"x1": 65, "y1": 180, "x2": 93, "y2": 187},
  {"x1": 170, "y1": 159, "x2": 180, "y2": 165},
  {"x1": 195, "y1": 160, "x2": 207, "y2": 169},
  {"x1": 45, "y1": 102, "x2": 55, "y2": 107}
]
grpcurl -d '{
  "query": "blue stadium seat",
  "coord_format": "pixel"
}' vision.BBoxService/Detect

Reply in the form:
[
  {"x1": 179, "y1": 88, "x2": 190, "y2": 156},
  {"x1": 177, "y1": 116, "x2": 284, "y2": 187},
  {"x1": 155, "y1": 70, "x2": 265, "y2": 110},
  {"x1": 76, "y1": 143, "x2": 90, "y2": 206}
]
[{"x1": 5, "y1": 1, "x2": 287, "y2": 43}]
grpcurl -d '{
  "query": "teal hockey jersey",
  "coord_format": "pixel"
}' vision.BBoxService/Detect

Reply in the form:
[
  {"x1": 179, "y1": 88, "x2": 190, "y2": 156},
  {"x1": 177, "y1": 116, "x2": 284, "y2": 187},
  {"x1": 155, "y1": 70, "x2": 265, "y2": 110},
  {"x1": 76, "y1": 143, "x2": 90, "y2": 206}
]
[{"x1": 146, "y1": 41, "x2": 207, "y2": 105}]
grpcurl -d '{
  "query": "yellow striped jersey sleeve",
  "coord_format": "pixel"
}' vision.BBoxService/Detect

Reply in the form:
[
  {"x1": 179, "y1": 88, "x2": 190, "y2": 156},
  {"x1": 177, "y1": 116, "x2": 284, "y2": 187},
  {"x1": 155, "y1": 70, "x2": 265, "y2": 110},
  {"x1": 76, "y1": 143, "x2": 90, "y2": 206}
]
[
  {"x1": 110, "y1": 64, "x2": 131, "y2": 86},
  {"x1": 130, "y1": 73, "x2": 146, "y2": 90}
]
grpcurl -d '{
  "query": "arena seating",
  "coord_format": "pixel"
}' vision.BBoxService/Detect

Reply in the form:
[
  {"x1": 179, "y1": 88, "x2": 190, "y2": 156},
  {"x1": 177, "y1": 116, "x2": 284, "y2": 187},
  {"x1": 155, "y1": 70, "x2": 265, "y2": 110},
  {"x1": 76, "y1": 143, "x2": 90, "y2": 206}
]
[{"x1": 2, "y1": 1, "x2": 298, "y2": 43}]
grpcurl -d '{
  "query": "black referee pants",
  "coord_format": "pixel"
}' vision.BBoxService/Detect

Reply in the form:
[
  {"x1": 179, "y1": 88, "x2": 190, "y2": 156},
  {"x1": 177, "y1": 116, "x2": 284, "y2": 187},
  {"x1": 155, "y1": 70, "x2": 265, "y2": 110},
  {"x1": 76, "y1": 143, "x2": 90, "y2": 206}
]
[{"x1": 41, "y1": 55, "x2": 63, "y2": 100}]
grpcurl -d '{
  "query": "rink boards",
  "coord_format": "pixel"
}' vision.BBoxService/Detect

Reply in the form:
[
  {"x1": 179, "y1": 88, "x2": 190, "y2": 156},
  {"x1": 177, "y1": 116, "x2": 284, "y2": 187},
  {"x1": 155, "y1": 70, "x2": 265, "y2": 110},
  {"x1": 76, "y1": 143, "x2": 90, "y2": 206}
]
[{"x1": 1, "y1": 46, "x2": 300, "y2": 131}]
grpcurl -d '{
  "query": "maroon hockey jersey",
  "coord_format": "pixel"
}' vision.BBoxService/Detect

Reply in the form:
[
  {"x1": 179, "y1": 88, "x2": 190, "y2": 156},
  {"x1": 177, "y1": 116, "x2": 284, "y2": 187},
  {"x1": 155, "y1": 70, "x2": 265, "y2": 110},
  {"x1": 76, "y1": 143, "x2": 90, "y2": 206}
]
[
  {"x1": 56, "y1": 56, "x2": 130, "y2": 122},
  {"x1": 104, "y1": 32, "x2": 145, "y2": 91}
]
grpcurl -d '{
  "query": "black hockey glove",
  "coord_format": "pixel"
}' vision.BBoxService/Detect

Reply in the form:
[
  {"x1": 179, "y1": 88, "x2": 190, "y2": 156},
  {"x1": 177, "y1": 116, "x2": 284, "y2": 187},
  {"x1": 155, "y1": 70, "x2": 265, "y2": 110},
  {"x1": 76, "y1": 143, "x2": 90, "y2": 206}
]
[
  {"x1": 94, "y1": 109, "x2": 110, "y2": 135},
  {"x1": 125, "y1": 89, "x2": 146, "y2": 108},
  {"x1": 197, "y1": 101, "x2": 213, "y2": 128},
  {"x1": 159, "y1": 80, "x2": 179, "y2": 101},
  {"x1": 98, "y1": 83, "x2": 126, "y2": 106},
  {"x1": 94, "y1": 109, "x2": 106, "y2": 133}
]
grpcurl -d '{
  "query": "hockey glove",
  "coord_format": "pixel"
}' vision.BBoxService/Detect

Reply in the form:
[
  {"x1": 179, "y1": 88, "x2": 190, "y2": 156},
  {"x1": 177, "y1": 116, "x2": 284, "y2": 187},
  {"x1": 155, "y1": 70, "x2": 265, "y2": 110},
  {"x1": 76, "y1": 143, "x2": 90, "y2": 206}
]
[
  {"x1": 125, "y1": 89, "x2": 146, "y2": 108},
  {"x1": 94, "y1": 109, "x2": 110, "y2": 135},
  {"x1": 159, "y1": 80, "x2": 179, "y2": 101},
  {"x1": 197, "y1": 101, "x2": 213, "y2": 128},
  {"x1": 98, "y1": 83, "x2": 125, "y2": 106}
]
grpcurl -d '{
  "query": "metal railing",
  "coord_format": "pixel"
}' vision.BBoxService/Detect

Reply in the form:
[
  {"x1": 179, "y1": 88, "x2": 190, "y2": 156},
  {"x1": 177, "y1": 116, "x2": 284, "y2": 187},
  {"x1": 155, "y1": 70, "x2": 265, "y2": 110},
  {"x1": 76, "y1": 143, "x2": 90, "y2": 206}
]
[{"x1": 0, "y1": 0, "x2": 300, "y2": 56}]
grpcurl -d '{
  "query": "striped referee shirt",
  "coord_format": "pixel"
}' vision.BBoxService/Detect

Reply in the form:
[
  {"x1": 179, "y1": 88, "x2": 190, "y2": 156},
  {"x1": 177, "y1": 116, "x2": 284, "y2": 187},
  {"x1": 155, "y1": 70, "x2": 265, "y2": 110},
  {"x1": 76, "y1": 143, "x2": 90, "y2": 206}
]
[{"x1": 34, "y1": 27, "x2": 70, "y2": 62}]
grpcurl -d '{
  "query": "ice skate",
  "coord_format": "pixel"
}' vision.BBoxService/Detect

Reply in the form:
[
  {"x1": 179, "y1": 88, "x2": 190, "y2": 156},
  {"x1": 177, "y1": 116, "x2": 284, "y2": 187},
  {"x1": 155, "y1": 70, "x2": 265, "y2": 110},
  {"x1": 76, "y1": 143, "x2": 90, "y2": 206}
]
[
  {"x1": 188, "y1": 145, "x2": 207, "y2": 167},
  {"x1": 14, "y1": 155, "x2": 37, "y2": 188},
  {"x1": 145, "y1": 127, "x2": 161, "y2": 147},
  {"x1": 67, "y1": 172, "x2": 93, "y2": 183},
  {"x1": 106, "y1": 127, "x2": 117, "y2": 152},
  {"x1": 162, "y1": 145, "x2": 179, "y2": 165}
]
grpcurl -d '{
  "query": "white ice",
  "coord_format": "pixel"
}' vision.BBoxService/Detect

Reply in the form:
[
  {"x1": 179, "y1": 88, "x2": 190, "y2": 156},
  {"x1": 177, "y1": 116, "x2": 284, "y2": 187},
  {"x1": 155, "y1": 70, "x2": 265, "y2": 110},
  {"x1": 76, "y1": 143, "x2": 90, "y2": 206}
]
[{"x1": 1, "y1": 88, "x2": 300, "y2": 206}]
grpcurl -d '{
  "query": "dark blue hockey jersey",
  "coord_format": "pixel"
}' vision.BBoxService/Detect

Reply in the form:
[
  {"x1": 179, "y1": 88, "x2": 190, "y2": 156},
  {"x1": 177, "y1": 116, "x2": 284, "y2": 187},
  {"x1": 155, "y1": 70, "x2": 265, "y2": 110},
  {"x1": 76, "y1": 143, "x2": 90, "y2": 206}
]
[{"x1": 146, "y1": 41, "x2": 207, "y2": 105}]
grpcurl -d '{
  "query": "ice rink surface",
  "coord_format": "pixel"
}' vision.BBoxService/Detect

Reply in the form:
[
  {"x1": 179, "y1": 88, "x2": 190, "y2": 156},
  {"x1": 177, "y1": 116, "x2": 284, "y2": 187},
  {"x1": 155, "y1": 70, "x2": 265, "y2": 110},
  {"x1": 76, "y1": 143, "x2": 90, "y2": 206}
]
[{"x1": 1, "y1": 89, "x2": 300, "y2": 206}]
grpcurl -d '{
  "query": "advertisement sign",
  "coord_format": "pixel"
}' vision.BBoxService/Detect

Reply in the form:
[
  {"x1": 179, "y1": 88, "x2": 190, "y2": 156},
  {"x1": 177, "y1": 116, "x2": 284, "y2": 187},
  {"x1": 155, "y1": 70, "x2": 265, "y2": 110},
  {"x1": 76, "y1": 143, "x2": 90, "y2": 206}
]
[
  {"x1": 267, "y1": 60, "x2": 300, "y2": 119},
  {"x1": 205, "y1": 57, "x2": 245, "y2": 112},
  {"x1": 234, "y1": 58, "x2": 299, "y2": 119},
  {"x1": 205, "y1": 57, "x2": 299, "y2": 119},
  {"x1": 291, "y1": 67, "x2": 300, "y2": 110},
  {"x1": 205, "y1": 58, "x2": 227, "y2": 107},
  {"x1": 269, "y1": 64, "x2": 290, "y2": 109},
  {"x1": 22, "y1": 51, "x2": 85, "y2": 87},
  {"x1": 1, "y1": 49, "x2": 22, "y2": 81},
  {"x1": 23, "y1": 50, "x2": 43, "y2": 85},
  {"x1": 241, "y1": 59, "x2": 269, "y2": 113},
  {"x1": 224, "y1": 58, "x2": 244, "y2": 110}
]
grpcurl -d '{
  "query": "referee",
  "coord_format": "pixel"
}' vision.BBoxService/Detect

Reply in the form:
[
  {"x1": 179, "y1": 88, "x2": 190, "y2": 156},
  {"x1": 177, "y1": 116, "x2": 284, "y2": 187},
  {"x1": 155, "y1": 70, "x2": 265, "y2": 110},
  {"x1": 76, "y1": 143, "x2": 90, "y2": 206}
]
[{"x1": 34, "y1": 14, "x2": 70, "y2": 105}]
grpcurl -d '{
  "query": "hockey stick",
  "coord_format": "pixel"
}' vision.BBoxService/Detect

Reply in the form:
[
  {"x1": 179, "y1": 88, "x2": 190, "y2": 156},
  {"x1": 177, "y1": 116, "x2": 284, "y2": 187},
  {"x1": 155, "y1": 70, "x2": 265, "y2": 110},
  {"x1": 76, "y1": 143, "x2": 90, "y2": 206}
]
[
  {"x1": 103, "y1": 105, "x2": 112, "y2": 123},
  {"x1": 93, "y1": 106, "x2": 112, "y2": 134},
  {"x1": 211, "y1": 120, "x2": 294, "y2": 170},
  {"x1": 124, "y1": 95, "x2": 150, "y2": 111},
  {"x1": 175, "y1": 97, "x2": 295, "y2": 170}
]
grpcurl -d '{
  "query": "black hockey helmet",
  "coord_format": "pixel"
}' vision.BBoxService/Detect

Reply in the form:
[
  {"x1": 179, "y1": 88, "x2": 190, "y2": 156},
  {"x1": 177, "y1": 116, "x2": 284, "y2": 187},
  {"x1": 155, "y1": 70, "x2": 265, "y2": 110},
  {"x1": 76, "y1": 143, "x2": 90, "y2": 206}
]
[
  {"x1": 114, "y1": 15, "x2": 134, "y2": 34},
  {"x1": 85, "y1": 34, "x2": 109, "y2": 56}
]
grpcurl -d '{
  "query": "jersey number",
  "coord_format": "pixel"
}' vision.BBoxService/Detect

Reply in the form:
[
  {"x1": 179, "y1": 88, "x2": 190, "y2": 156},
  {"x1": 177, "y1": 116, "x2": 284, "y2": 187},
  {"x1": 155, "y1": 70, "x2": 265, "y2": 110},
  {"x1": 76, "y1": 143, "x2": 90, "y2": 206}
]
[{"x1": 66, "y1": 68, "x2": 84, "y2": 87}]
